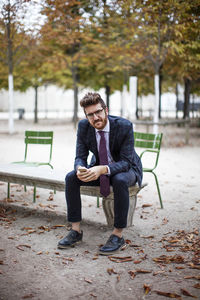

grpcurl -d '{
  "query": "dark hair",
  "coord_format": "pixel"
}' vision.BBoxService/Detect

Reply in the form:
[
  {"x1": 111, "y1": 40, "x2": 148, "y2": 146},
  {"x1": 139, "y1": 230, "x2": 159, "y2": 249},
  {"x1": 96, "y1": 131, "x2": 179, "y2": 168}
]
[{"x1": 80, "y1": 92, "x2": 106, "y2": 110}]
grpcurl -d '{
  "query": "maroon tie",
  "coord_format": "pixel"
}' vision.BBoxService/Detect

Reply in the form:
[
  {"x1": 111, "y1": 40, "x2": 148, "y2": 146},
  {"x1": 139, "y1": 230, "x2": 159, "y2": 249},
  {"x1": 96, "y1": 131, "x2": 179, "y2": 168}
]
[{"x1": 98, "y1": 131, "x2": 110, "y2": 197}]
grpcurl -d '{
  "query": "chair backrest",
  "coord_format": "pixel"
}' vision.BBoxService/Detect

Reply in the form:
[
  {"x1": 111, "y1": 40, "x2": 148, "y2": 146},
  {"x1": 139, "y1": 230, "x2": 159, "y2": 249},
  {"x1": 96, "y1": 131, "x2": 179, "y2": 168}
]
[
  {"x1": 134, "y1": 132, "x2": 163, "y2": 150},
  {"x1": 24, "y1": 131, "x2": 53, "y2": 163},
  {"x1": 134, "y1": 131, "x2": 163, "y2": 170}
]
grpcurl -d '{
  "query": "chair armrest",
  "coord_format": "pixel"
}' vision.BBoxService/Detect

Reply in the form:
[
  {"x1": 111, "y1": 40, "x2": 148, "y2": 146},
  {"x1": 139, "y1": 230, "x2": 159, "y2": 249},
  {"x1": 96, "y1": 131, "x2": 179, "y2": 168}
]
[{"x1": 139, "y1": 149, "x2": 159, "y2": 159}]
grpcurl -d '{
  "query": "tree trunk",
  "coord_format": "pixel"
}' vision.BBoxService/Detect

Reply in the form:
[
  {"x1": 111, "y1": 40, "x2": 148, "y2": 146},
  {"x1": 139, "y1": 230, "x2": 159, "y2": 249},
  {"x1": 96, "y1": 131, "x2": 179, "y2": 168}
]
[
  {"x1": 105, "y1": 85, "x2": 110, "y2": 109},
  {"x1": 158, "y1": 71, "x2": 163, "y2": 119},
  {"x1": 7, "y1": 8, "x2": 14, "y2": 134},
  {"x1": 153, "y1": 74, "x2": 159, "y2": 134},
  {"x1": 8, "y1": 74, "x2": 14, "y2": 134},
  {"x1": 71, "y1": 64, "x2": 79, "y2": 128},
  {"x1": 183, "y1": 77, "x2": 191, "y2": 119},
  {"x1": 34, "y1": 85, "x2": 38, "y2": 123}
]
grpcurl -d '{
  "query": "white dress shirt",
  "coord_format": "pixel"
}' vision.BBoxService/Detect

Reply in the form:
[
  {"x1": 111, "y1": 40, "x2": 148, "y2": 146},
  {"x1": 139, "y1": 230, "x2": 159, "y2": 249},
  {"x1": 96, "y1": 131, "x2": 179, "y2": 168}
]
[{"x1": 95, "y1": 120, "x2": 114, "y2": 174}]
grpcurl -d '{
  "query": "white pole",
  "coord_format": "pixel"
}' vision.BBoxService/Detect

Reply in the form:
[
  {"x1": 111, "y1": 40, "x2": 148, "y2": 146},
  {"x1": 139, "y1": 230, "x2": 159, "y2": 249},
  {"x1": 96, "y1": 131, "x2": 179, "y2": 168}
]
[
  {"x1": 153, "y1": 74, "x2": 159, "y2": 134},
  {"x1": 129, "y1": 76, "x2": 137, "y2": 121},
  {"x1": 122, "y1": 84, "x2": 128, "y2": 118},
  {"x1": 8, "y1": 74, "x2": 14, "y2": 134}
]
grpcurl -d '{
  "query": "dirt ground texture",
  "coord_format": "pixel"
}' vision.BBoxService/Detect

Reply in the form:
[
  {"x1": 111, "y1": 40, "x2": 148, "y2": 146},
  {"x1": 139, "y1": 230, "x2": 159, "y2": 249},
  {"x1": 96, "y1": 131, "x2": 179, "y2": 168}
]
[{"x1": 0, "y1": 119, "x2": 200, "y2": 300}]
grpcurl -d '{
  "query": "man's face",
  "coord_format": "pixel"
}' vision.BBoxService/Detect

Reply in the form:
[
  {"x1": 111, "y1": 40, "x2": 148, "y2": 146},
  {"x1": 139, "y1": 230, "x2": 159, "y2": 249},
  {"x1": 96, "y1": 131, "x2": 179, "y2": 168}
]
[{"x1": 85, "y1": 103, "x2": 108, "y2": 130}]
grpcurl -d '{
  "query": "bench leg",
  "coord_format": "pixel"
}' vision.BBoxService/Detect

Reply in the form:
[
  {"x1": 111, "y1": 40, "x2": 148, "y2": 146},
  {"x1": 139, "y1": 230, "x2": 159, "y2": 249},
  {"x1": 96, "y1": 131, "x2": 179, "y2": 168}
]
[
  {"x1": 33, "y1": 186, "x2": 36, "y2": 203},
  {"x1": 127, "y1": 195, "x2": 137, "y2": 227},
  {"x1": 102, "y1": 194, "x2": 137, "y2": 227},
  {"x1": 102, "y1": 197, "x2": 114, "y2": 227},
  {"x1": 7, "y1": 182, "x2": 10, "y2": 199}
]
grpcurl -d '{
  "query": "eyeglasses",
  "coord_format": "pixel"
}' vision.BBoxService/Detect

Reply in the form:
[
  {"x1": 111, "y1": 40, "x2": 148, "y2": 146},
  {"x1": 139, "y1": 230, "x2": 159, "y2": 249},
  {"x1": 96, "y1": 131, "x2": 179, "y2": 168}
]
[{"x1": 86, "y1": 108, "x2": 104, "y2": 119}]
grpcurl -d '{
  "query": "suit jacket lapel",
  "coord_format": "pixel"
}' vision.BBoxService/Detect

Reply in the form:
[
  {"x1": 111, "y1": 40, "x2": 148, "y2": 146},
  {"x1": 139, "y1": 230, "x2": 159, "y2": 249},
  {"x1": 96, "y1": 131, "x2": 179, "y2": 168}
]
[
  {"x1": 109, "y1": 116, "x2": 115, "y2": 152},
  {"x1": 89, "y1": 125, "x2": 98, "y2": 157}
]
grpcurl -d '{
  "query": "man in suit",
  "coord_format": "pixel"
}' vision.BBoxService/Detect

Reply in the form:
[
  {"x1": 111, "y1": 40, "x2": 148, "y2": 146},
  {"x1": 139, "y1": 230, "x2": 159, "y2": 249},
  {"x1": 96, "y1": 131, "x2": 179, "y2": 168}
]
[{"x1": 58, "y1": 92, "x2": 143, "y2": 255}]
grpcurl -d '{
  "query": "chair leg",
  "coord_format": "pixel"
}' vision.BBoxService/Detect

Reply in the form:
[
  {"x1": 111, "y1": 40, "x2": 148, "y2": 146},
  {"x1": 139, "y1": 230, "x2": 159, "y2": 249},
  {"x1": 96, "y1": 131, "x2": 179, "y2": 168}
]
[
  {"x1": 152, "y1": 171, "x2": 163, "y2": 209},
  {"x1": 97, "y1": 196, "x2": 100, "y2": 208},
  {"x1": 24, "y1": 185, "x2": 27, "y2": 192},
  {"x1": 33, "y1": 186, "x2": 36, "y2": 203},
  {"x1": 7, "y1": 182, "x2": 10, "y2": 199},
  {"x1": 54, "y1": 189, "x2": 56, "y2": 194}
]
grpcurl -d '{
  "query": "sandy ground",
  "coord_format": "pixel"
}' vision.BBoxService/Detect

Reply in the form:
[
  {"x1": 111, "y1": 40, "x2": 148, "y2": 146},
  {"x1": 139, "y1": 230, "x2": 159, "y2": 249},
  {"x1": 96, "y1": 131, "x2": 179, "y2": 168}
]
[{"x1": 0, "y1": 118, "x2": 200, "y2": 300}]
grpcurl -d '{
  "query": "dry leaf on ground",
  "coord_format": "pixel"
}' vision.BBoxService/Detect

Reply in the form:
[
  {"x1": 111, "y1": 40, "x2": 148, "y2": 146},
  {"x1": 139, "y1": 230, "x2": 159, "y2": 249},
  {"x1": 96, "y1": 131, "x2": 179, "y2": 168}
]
[
  {"x1": 107, "y1": 268, "x2": 117, "y2": 275},
  {"x1": 154, "y1": 290, "x2": 182, "y2": 299},
  {"x1": 180, "y1": 288, "x2": 197, "y2": 298},
  {"x1": 84, "y1": 278, "x2": 92, "y2": 284},
  {"x1": 108, "y1": 256, "x2": 133, "y2": 263},
  {"x1": 144, "y1": 284, "x2": 151, "y2": 295},
  {"x1": 153, "y1": 255, "x2": 185, "y2": 264}
]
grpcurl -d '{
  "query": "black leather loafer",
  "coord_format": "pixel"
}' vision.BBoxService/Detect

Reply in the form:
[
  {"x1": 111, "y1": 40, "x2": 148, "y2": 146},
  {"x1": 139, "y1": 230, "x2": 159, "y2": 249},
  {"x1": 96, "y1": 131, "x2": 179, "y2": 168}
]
[
  {"x1": 58, "y1": 229, "x2": 83, "y2": 248},
  {"x1": 99, "y1": 234, "x2": 126, "y2": 255}
]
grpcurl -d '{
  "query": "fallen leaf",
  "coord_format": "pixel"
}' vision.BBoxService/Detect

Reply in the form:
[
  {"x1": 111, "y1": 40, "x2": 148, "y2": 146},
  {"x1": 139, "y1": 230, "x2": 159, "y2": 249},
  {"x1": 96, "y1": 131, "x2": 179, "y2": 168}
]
[
  {"x1": 36, "y1": 251, "x2": 43, "y2": 255},
  {"x1": 153, "y1": 255, "x2": 185, "y2": 264},
  {"x1": 84, "y1": 278, "x2": 92, "y2": 284},
  {"x1": 136, "y1": 269, "x2": 152, "y2": 274},
  {"x1": 16, "y1": 244, "x2": 31, "y2": 251},
  {"x1": 51, "y1": 225, "x2": 66, "y2": 228},
  {"x1": 142, "y1": 204, "x2": 152, "y2": 208},
  {"x1": 107, "y1": 268, "x2": 117, "y2": 275},
  {"x1": 117, "y1": 275, "x2": 120, "y2": 282},
  {"x1": 47, "y1": 195, "x2": 54, "y2": 201},
  {"x1": 154, "y1": 290, "x2": 182, "y2": 299},
  {"x1": 108, "y1": 256, "x2": 133, "y2": 263},
  {"x1": 22, "y1": 227, "x2": 33, "y2": 230},
  {"x1": 63, "y1": 257, "x2": 74, "y2": 262},
  {"x1": 0, "y1": 260, "x2": 3, "y2": 265},
  {"x1": 193, "y1": 283, "x2": 200, "y2": 289},
  {"x1": 27, "y1": 230, "x2": 37, "y2": 234},
  {"x1": 144, "y1": 284, "x2": 151, "y2": 295},
  {"x1": 90, "y1": 293, "x2": 97, "y2": 298},
  {"x1": 180, "y1": 288, "x2": 197, "y2": 298},
  {"x1": 188, "y1": 263, "x2": 200, "y2": 270},
  {"x1": 184, "y1": 276, "x2": 200, "y2": 281},
  {"x1": 128, "y1": 270, "x2": 136, "y2": 279},
  {"x1": 133, "y1": 260, "x2": 142, "y2": 264},
  {"x1": 125, "y1": 239, "x2": 132, "y2": 244},
  {"x1": 92, "y1": 256, "x2": 99, "y2": 260},
  {"x1": 140, "y1": 235, "x2": 155, "y2": 239},
  {"x1": 22, "y1": 294, "x2": 34, "y2": 299},
  {"x1": 162, "y1": 218, "x2": 169, "y2": 225},
  {"x1": 153, "y1": 270, "x2": 166, "y2": 276}
]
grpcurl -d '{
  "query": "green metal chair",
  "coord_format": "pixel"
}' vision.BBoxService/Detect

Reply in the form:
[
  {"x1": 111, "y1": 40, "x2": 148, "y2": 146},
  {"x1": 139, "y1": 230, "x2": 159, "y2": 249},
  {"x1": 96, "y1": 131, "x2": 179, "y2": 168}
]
[
  {"x1": 8, "y1": 131, "x2": 54, "y2": 202},
  {"x1": 134, "y1": 131, "x2": 163, "y2": 208}
]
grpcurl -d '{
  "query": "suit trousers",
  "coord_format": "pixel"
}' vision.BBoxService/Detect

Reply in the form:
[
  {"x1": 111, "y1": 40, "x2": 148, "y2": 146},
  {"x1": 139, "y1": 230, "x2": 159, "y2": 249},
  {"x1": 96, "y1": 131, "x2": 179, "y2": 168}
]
[{"x1": 65, "y1": 169, "x2": 137, "y2": 228}]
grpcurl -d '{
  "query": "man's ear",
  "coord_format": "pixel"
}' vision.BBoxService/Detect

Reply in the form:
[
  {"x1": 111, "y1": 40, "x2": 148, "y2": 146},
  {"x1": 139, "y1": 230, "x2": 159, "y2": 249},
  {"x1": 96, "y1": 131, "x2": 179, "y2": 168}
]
[{"x1": 105, "y1": 107, "x2": 108, "y2": 115}]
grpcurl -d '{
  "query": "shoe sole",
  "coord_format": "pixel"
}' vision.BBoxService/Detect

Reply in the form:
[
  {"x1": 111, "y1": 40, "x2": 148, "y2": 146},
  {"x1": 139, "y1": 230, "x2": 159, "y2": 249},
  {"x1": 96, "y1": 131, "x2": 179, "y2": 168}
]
[
  {"x1": 98, "y1": 243, "x2": 127, "y2": 256},
  {"x1": 57, "y1": 240, "x2": 82, "y2": 249}
]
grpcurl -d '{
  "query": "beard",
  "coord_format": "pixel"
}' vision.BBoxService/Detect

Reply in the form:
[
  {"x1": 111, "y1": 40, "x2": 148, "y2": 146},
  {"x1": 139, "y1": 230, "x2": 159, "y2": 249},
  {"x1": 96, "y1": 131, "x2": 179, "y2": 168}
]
[{"x1": 92, "y1": 115, "x2": 108, "y2": 130}]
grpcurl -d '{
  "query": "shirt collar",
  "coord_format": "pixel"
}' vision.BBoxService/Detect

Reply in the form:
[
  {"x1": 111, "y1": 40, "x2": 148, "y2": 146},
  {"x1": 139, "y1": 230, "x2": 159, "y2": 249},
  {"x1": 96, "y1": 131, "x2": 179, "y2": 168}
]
[{"x1": 95, "y1": 119, "x2": 110, "y2": 134}]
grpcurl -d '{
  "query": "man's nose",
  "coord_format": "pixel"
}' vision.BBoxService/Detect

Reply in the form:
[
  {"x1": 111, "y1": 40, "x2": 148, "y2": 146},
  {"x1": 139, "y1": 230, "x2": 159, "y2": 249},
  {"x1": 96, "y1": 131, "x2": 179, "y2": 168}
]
[{"x1": 93, "y1": 113, "x2": 99, "y2": 120}]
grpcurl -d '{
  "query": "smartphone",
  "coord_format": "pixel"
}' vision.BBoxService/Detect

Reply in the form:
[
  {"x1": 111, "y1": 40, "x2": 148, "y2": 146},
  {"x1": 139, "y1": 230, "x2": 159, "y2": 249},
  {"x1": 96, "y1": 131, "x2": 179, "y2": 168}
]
[{"x1": 78, "y1": 167, "x2": 87, "y2": 173}]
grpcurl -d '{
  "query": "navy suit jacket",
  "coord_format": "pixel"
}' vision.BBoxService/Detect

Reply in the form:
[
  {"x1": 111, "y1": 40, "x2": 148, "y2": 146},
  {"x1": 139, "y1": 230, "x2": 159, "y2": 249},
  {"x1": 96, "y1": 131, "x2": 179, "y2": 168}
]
[{"x1": 74, "y1": 115, "x2": 143, "y2": 186}]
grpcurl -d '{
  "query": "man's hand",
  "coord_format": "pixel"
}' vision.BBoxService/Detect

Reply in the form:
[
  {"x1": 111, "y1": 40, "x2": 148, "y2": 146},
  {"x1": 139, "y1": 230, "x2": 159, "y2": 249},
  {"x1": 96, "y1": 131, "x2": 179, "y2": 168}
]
[{"x1": 77, "y1": 166, "x2": 108, "y2": 182}]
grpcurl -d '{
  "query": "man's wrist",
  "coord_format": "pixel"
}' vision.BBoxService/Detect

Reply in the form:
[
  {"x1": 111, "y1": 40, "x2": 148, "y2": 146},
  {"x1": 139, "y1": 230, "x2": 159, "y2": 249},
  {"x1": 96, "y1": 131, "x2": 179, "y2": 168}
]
[{"x1": 102, "y1": 165, "x2": 110, "y2": 175}]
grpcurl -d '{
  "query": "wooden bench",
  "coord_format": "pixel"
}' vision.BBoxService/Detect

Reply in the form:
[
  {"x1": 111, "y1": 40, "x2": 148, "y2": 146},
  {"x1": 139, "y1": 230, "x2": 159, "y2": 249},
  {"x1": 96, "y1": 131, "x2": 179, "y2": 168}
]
[{"x1": 0, "y1": 163, "x2": 147, "y2": 227}]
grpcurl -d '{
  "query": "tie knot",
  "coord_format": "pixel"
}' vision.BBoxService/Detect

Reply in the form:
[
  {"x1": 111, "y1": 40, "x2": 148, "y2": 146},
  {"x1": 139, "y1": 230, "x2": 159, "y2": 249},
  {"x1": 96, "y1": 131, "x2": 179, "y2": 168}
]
[{"x1": 99, "y1": 131, "x2": 105, "y2": 137}]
